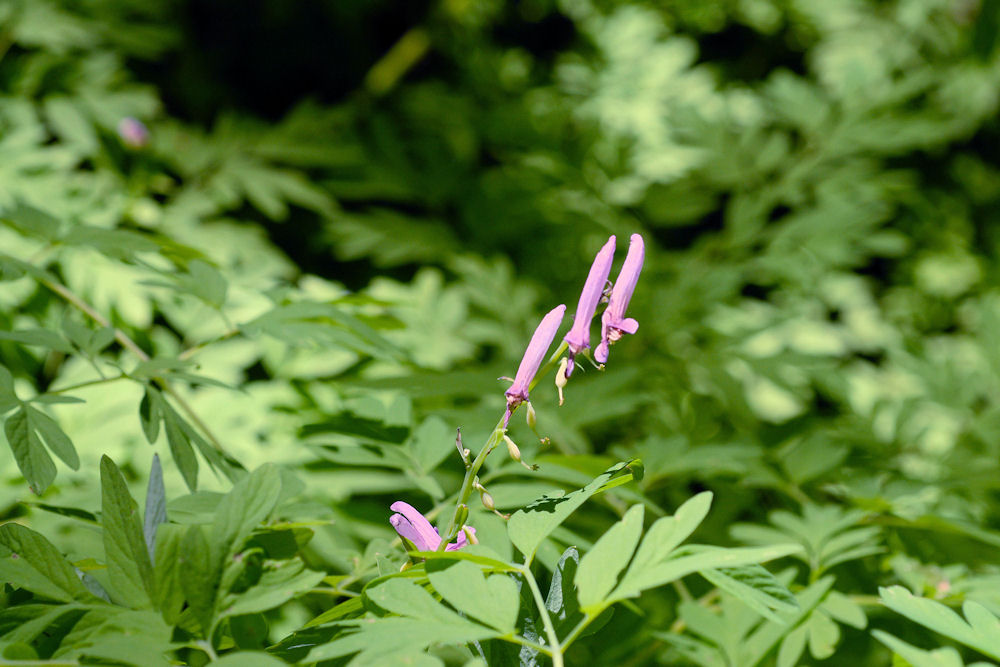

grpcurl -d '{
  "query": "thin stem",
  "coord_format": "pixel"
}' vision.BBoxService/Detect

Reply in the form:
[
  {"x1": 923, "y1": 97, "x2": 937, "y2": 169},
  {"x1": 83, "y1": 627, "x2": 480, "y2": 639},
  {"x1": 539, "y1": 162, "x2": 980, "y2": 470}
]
[
  {"x1": 439, "y1": 424, "x2": 505, "y2": 548},
  {"x1": 558, "y1": 613, "x2": 593, "y2": 653},
  {"x1": 520, "y1": 562, "x2": 564, "y2": 667},
  {"x1": 505, "y1": 634, "x2": 553, "y2": 656},
  {"x1": 41, "y1": 374, "x2": 128, "y2": 395},
  {"x1": 161, "y1": 382, "x2": 231, "y2": 457},
  {"x1": 37, "y1": 274, "x2": 233, "y2": 459},
  {"x1": 39, "y1": 276, "x2": 150, "y2": 362}
]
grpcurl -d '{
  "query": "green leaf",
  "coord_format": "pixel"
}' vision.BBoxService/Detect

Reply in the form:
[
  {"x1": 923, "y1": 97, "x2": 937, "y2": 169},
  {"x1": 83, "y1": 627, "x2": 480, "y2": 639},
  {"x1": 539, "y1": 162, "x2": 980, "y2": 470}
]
[
  {"x1": 24, "y1": 406, "x2": 79, "y2": 470},
  {"x1": 699, "y1": 564, "x2": 799, "y2": 624},
  {"x1": 210, "y1": 464, "x2": 282, "y2": 567},
  {"x1": 873, "y1": 630, "x2": 969, "y2": 667},
  {"x1": 806, "y1": 610, "x2": 840, "y2": 659},
  {"x1": 139, "y1": 386, "x2": 162, "y2": 444},
  {"x1": 144, "y1": 454, "x2": 167, "y2": 562},
  {"x1": 777, "y1": 624, "x2": 808, "y2": 667},
  {"x1": 426, "y1": 559, "x2": 520, "y2": 633},
  {"x1": 820, "y1": 590, "x2": 867, "y2": 629},
  {"x1": 880, "y1": 586, "x2": 1000, "y2": 661},
  {"x1": 0, "y1": 523, "x2": 99, "y2": 603},
  {"x1": 0, "y1": 203, "x2": 61, "y2": 241},
  {"x1": 743, "y1": 576, "x2": 836, "y2": 666},
  {"x1": 0, "y1": 365, "x2": 17, "y2": 413},
  {"x1": 152, "y1": 523, "x2": 186, "y2": 624},
  {"x1": 308, "y1": 578, "x2": 498, "y2": 662},
  {"x1": 210, "y1": 652, "x2": 289, "y2": 667},
  {"x1": 409, "y1": 416, "x2": 452, "y2": 473},
  {"x1": 187, "y1": 259, "x2": 228, "y2": 308},
  {"x1": 507, "y1": 461, "x2": 635, "y2": 563},
  {"x1": 162, "y1": 399, "x2": 199, "y2": 491},
  {"x1": 179, "y1": 524, "x2": 216, "y2": 635},
  {"x1": 0, "y1": 328, "x2": 75, "y2": 353},
  {"x1": 219, "y1": 561, "x2": 325, "y2": 618},
  {"x1": 611, "y1": 544, "x2": 802, "y2": 604},
  {"x1": 576, "y1": 504, "x2": 644, "y2": 612},
  {"x1": 100, "y1": 455, "x2": 155, "y2": 609},
  {"x1": 4, "y1": 406, "x2": 56, "y2": 495},
  {"x1": 1, "y1": 603, "x2": 87, "y2": 644}
]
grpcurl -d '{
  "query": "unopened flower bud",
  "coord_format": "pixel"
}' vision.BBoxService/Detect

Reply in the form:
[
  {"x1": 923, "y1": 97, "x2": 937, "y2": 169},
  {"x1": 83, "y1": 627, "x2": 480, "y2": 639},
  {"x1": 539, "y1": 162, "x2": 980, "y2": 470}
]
[
  {"x1": 503, "y1": 434, "x2": 521, "y2": 462},
  {"x1": 480, "y1": 490, "x2": 496, "y2": 511},
  {"x1": 555, "y1": 358, "x2": 569, "y2": 406},
  {"x1": 526, "y1": 402, "x2": 537, "y2": 429},
  {"x1": 463, "y1": 526, "x2": 479, "y2": 545},
  {"x1": 455, "y1": 504, "x2": 469, "y2": 528}
]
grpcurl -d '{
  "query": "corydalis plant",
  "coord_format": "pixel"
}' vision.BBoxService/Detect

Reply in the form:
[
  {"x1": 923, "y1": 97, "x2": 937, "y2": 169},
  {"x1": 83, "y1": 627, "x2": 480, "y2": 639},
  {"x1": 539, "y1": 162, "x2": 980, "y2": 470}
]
[{"x1": 391, "y1": 234, "x2": 646, "y2": 558}]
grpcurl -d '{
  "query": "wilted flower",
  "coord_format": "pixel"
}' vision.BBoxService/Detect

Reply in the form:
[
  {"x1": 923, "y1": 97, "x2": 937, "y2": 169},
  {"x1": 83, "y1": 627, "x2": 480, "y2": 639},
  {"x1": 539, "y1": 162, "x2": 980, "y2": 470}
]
[
  {"x1": 563, "y1": 236, "x2": 616, "y2": 376},
  {"x1": 117, "y1": 117, "x2": 150, "y2": 148},
  {"x1": 389, "y1": 501, "x2": 475, "y2": 551},
  {"x1": 504, "y1": 304, "x2": 566, "y2": 428},
  {"x1": 595, "y1": 234, "x2": 644, "y2": 364}
]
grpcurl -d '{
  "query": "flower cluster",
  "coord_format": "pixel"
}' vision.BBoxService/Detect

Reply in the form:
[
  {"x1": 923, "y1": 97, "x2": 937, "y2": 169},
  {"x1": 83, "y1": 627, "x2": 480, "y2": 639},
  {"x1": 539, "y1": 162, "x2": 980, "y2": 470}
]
[
  {"x1": 389, "y1": 233, "x2": 644, "y2": 552},
  {"x1": 504, "y1": 232, "x2": 645, "y2": 426}
]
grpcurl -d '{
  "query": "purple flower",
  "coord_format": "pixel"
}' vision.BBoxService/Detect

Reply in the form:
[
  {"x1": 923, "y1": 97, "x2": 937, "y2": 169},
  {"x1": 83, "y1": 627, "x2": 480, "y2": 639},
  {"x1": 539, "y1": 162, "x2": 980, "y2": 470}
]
[
  {"x1": 595, "y1": 234, "x2": 644, "y2": 364},
  {"x1": 117, "y1": 117, "x2": 149, "y2": 148},
  {"x1": 563, "y1": 235, "x2": 616, "y2": 376},
  {"x1": 390, "y1": 501, "x2": 475, "y2": 551},
  {"x1": 504, "y1": 304, "x2": 566, "y2": 428}
]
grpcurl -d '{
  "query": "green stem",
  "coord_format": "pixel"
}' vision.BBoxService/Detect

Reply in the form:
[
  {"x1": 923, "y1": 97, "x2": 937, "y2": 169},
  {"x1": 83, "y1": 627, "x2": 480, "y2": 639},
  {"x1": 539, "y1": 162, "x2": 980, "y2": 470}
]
[
  {"x1": 505, "y1": 634, "x2": 553, "y2": 656},
  {"x1": 438, "y1": 340, "x2": 571, "y2": 548},
  {"x1": 41, "y1": 374, "x2": 128, "y2": 395},
  {"x1": 37, "y1": 273, "x2": 235, "y2": 461},
  {"x1": 558, "y1": 613, "x2": 594, "y2": 653},
  {"x1": 520, "y1": 562, "x2": 564, "y2": 667},
  {"x1": 438, "y1": 423, "x2": 505, "y2": 549}
]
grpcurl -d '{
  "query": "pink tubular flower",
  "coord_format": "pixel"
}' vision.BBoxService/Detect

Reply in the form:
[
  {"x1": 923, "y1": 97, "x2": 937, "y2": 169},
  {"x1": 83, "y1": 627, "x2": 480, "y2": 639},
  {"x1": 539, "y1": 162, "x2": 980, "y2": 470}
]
[
  {"x1": 117, "y1": 117, "x2": 150, "y2": 148},
  {"x1": 563, "y1": 236, "x2": 616, "y2": 377},
  {"x1": 504, "y1": 304, "x2": 566, "y2": 428},
  {"x1": 595, "y1": 234, "x2": 645, "y2": 364},
  {"x1": 390, "y1": 501, "x2": 475, "y2": 551}
]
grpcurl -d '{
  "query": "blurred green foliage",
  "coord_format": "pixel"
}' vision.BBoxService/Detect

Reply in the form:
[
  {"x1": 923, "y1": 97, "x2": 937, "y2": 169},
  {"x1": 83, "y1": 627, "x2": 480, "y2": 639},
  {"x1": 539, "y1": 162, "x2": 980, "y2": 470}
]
[{"x1": 2, "y1": 0, "x2": 1000, "y2": 663}]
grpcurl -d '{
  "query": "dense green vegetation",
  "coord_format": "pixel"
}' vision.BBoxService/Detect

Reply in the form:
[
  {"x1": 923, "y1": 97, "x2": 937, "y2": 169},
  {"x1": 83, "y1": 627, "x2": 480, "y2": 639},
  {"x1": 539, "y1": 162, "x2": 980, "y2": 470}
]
[{"x1": 2, "y1": 0, "x2": 1000, "y2": 664}]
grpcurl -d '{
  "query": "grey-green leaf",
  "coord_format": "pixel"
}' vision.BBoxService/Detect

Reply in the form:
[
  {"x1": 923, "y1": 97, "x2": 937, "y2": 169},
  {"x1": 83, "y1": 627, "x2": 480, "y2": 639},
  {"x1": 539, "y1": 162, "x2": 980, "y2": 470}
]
[{"x1": 144, "y1": 454, "x2": 167, "y2": 562}]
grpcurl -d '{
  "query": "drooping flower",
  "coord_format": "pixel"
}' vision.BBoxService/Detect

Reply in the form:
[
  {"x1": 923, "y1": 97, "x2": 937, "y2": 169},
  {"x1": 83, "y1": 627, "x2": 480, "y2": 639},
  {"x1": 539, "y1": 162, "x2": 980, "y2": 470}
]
[
  {"x1": 503, "y1": 304, "x2": 566, "y2": 428},
  {"x1": 117, "y1": 117, "x2": 150, "y2": 148},
  {"x1": 563, "y1": 236, "x2": 616, "y2": 376},
  {"x1": 390, "y1": 501, "x2": 475, "y2": 552},
  {"x1": 595, "y1": 233, "x2": 645, "y2": 364}
]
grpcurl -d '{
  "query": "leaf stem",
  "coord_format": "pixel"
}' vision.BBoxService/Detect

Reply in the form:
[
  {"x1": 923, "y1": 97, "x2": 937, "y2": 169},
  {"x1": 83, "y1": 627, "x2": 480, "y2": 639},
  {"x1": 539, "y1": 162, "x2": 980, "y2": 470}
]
[
  {"x1": 505, "y1": 634, "x2": 553, "y2": 656},
  {"x1": 558, "y1": 613, "x2": 594, "y2": 653},
  {"x1": 43, "y1": 374, "x2": 128, "y2": 395},
  {"x1": 36, "y1": 273, "x2": 233, "y2": 460}
]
